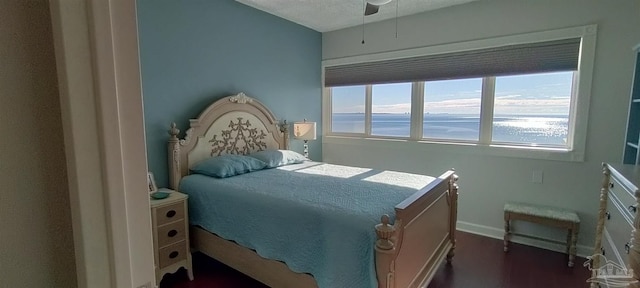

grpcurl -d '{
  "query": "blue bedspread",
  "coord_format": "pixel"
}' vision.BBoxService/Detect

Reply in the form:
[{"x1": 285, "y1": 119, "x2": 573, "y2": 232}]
[{"x1": 179, "y1": 161, "x2": 435, "y2": 288}]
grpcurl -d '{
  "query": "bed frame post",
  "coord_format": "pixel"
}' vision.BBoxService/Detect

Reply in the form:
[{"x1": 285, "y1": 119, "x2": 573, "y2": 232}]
[
  {"x1": 590, "y1": 163, "x2": 610, "y2": 287},
  {"x1": 447, "y1": 173, "x2": 459, "y2": 262},
  {"x1": 168, "y1": 123, "x2": 181, "y2": 190},
  {"x1": 280, "y1": 120, "x2": 289, "y2": 150},
  {"x1": 375, "y1": 215, "x2": 398, "y2": 288}
]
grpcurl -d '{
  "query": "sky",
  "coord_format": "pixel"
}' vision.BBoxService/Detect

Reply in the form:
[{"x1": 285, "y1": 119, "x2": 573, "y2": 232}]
[{"x1": 332, "y1": 71, "x2": 573, "y2": 115}]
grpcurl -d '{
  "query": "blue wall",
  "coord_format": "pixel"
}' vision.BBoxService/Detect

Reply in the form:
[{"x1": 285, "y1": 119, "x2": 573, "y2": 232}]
[{"x1": 137, "y1": 0, "x2": 322, "y2": 188}]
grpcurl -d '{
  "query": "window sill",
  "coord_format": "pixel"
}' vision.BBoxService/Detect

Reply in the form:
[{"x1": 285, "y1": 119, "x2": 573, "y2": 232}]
[{"x1": 323, "y1": 135, "x2": 584, "y2": 162}]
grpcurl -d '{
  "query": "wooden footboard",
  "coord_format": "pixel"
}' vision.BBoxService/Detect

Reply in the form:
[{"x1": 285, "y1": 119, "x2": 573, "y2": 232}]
[{"x1": 375, "y1": 170, "x2": 458, "y2": 288}]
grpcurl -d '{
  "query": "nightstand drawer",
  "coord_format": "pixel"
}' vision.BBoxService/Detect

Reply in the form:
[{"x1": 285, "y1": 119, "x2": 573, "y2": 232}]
[
  {"x1": 155, "y1": 202, "x2": 184, "y2": 226},
  {"x1": 157, "y1": 221, "x2": 186, "y2": 248},
  {"x1": 158, "y1": 240, "x2": 187, "y2": 269}
]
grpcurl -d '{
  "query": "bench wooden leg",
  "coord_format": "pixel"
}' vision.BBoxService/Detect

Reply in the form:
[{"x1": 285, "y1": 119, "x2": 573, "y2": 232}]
[
  {"x1": 569, "y1": 224, "x2": 579, "y2": 267},
  {"x1": 504, "y1": 214, "x2": 510, "y2": 252},
  {"x1": 566, "y1": 229, "x2": 572, "y2": 254}
]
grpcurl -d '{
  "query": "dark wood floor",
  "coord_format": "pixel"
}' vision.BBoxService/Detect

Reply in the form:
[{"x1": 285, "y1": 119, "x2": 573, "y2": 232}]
[{"x1": 160, "y1": 231, "x2": 591, "y2": 288}]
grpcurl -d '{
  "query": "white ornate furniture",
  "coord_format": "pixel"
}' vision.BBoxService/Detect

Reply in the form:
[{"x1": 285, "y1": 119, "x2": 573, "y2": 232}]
[
  {"x1": 150, "y1": 190, "x2": 193, "y2": 283},
  {"x1": 503, "y1": 202, "x2": 580, "y2": 267},
  {"x1": 591, "y1": 163, "x2": 640, "y2": 287},
  {"x1": 166, "y1": 92, "x2": 459, "y2": 288}
]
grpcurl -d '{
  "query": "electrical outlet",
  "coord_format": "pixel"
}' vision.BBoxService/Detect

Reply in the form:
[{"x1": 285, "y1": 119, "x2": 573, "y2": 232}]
[{"x1": 532, "y1": 170, "x2": 543, "y2": 183}]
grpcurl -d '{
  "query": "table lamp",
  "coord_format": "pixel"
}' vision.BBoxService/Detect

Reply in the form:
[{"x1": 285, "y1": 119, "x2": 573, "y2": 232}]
[{"x1": 293, "y1": 119, "x2": 316, "y2": 159}]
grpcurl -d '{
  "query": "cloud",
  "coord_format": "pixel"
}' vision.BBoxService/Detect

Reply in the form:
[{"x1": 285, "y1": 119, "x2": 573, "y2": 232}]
[
  {"x1": 425, "y1": 98, "x2": 480, "y2": 112},
  {"x1": 333, "y1": 104, "x2": 366, "y2": 113},
  {"x1": 371, "y1": 103, "x2": 411, "y2": 113},
  {"x1": 422, "y1": 97, "x2": 569, "y2": 114},
  {"x1": 493, "y1": 98, "x2": 569, "y2": 114},
  {"x1": 495, "y1": 94, "x2": 522, "y2": 99}
]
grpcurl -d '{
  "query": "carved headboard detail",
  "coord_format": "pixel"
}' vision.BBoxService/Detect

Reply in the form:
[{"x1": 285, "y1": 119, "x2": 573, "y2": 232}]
[
  {"x1": 209, "y1": 117, "x2": 268, "y2": 156},
  {"x1": 167, "y1": 93, "x2": 289, "y2": 189}
]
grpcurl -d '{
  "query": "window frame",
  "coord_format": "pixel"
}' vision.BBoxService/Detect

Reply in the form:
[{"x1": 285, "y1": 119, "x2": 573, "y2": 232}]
[{"x1": 322, "y1": 25, "x2": 597, "y2": 162}]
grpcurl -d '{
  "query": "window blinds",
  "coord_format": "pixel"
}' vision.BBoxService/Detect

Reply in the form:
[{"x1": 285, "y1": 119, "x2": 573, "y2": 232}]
[{"x1": 324, "y1": 37, "x2": 581, "y2": 87}]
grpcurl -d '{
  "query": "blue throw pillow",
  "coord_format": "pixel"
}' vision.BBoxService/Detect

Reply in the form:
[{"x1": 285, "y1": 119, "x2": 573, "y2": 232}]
[
  {"x1": 190, "y1": 154, "x2": 267, "y2": 178},
  {"x1": 248, "y1": 149, "x2": 307, "y2": 168}
]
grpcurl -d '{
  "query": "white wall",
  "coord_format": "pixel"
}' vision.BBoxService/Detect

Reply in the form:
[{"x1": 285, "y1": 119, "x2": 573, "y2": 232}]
[
  {"x1": 0, "y1": 0, "x2": 77, "y2": 286},
  {"x1": 322, "y1": 0, "x2": 640, "y2": 254}
]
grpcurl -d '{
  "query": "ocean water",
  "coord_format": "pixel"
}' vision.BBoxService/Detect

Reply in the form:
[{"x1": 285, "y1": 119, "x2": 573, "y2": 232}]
[{"x1": 332, "y1": 113, "x2": 568, "y2": 146}]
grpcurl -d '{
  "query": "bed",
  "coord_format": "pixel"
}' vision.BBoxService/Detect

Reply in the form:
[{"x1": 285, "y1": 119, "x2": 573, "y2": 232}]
[{"x1": 166, "y1": 92, "x2": 459, "y2": 288}]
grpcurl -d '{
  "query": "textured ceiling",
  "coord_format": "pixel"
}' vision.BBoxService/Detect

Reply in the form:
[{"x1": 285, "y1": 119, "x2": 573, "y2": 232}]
[{"x1": 236, "y1": 0, "x2": 477, "y2": 32}]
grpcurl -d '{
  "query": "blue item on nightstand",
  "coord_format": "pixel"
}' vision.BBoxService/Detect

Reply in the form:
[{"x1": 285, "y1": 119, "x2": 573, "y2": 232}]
[{"x1": 151, "y1": 191, "x2": 170, "y2": 199}]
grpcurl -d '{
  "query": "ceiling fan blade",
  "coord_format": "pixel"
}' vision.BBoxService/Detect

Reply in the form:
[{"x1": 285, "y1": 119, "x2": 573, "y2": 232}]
[{"x1": 364, "y1": 3, "x2": 380, "y2": 16}]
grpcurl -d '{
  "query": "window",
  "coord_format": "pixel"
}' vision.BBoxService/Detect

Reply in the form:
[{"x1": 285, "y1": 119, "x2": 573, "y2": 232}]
[
  {"x1": 323, "y1": 25, "x2": 596, "y2": 159},
  {"x1": 331, "y1": 85, "x2": 366, "y2": 134},
  {"x1": 372, "y1": 83, "x2": 412, "y2": 137},
  {"x1": 329, "y1": 72, "x2": 575, "y2": 148},
  {"x1": 493, "y1": 72, "x2": 573, "y2": 146},
  {"x1": 424, "y1": 78, "x2": 482, "y2": 141}
]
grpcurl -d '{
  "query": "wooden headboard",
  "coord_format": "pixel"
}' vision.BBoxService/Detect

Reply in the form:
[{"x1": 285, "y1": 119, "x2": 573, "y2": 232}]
[{"x1": 167, "y1": 92, "x2": 289, "y2": 189}]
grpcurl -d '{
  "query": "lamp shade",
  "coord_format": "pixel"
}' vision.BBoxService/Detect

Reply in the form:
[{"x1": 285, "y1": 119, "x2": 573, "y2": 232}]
[{"x1": 293, "y1": 121, "x2": 316, "y2": 141}]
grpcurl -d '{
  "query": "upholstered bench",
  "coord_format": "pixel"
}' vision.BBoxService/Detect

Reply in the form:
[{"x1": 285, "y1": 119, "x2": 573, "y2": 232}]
[{"x1": 503, "y1": 202, "x2": 580, "y2": 267}]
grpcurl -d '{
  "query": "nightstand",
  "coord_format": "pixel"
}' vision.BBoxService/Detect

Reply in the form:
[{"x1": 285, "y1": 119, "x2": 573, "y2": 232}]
[{"x1": 150, "y1": 190, "x2": 193, "y2": 282}]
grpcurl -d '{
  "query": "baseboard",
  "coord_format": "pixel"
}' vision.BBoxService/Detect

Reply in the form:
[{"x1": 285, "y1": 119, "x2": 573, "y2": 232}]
[{"x1": 456, "y1": 221, "x2": 593, "y2": 258}]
